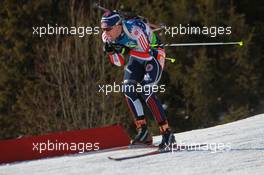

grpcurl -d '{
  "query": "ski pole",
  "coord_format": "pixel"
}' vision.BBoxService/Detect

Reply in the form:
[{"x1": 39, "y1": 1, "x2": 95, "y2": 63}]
[
  {"x1": 128, "y1": 41, "x2": 244, "y2": 48},
  {"x1": 153, "y1": 41, "x2": 244, "y2": 47}
]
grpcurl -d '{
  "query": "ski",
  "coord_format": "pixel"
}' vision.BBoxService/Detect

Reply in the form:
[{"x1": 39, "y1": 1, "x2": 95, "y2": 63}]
[
  {"x1": 108, "y1": 144, "x2": 207, "y2": 161},
  {"x1": 99, "y1": 143, "x2": 158, "y2": 153}
]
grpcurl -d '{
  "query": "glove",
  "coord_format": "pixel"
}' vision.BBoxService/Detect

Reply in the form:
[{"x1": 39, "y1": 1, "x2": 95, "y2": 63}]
[{"x1": 104, "y1": 42, "x2": 114, "y2": 53}]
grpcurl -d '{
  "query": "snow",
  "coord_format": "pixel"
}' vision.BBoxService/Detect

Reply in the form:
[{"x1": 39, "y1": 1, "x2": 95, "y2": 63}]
[{"x1": 1, "y1": 114, "x2": 264, "y2": 175}]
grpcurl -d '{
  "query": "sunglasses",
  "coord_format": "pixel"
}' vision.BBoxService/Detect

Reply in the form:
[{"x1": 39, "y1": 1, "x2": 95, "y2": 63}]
[{"x1": 102, "y1": 27, "x2": 113, "y2": 32}]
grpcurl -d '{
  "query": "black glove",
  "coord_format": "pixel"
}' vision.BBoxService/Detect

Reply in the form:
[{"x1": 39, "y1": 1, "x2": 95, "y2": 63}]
[{"x1": 104, "y1": 42, "x2": 114, "y2": 53}]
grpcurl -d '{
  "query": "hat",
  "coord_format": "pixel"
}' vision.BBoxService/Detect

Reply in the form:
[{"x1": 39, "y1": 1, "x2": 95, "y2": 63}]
[{"x1": 101, "y1": 11, "x2": 121, "y2": 28}]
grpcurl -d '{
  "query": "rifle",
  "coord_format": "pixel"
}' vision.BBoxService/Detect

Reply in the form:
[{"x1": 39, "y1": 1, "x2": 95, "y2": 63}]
[{"x1": 93, "y1": 3, "x2": 164, "y2": 31}]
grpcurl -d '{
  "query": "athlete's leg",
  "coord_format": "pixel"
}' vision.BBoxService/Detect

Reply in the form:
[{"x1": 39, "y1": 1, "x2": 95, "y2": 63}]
[
  {"x1": 140, "y1": 58, "x2": 176, "y2": 148},
  {"x1": 123, "y1": 58, "x2": 152, "y2": 144}
]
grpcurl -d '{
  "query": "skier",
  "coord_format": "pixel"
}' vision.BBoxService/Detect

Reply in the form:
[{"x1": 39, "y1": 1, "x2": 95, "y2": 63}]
[{"x1": 101, "y1": 11, "x2": 175, "y2": 149}]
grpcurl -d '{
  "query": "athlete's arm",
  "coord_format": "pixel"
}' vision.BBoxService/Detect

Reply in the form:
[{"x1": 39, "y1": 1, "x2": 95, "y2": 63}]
[{"x1": 102, "y1": 32, "x2": 125, "y2": 67}]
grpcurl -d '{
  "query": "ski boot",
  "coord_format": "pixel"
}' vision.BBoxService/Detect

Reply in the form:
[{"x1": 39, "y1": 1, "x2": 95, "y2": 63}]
[
  {"x1": 158, "y1": 121, "x2": 176, "y2": 150},
  {"x1": 131, "y1": 119, "x2": 153, "y2": 145}
]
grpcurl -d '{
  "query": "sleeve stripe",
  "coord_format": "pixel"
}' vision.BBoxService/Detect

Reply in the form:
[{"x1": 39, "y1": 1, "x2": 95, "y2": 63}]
[
  {"x1": 108, "y1": 53, "x2": 124, "y2": 67},
  {"x1": 139, "y1": 35, "x2": 147, "y2": 49},
  {"x1": 139, "y1": 34, "x2": 149, "y2": 51},
  {"x1": 139, "y1": 36, "x2": 147, "y2": 51},
  {"x1": 139, "y1": 35, "x2": 150, "y2": 51},
  {"x1": 140, "y1": 34, "x2": 149, "y2": 47}
]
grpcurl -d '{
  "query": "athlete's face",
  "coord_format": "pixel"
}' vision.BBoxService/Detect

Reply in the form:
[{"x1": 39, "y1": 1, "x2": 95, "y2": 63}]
[{"x1": 102, "y1": 25, "x2": 122, "y2": 41}]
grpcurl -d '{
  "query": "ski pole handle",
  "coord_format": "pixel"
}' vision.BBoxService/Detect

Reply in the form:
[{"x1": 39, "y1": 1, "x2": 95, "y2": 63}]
[{"x1": 165, "y1": 57, "x2": 176, "y2": 63}]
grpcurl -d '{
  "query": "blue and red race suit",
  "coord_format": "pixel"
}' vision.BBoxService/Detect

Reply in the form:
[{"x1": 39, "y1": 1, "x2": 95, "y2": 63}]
[{"x1": 102, "y1": 18, "x2": 167, "y2": 125}]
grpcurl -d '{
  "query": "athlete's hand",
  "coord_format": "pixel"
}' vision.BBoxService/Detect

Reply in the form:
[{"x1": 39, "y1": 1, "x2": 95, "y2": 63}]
[{"x1": 104, "y1": 42, "x2": 114, "y2": 53}]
